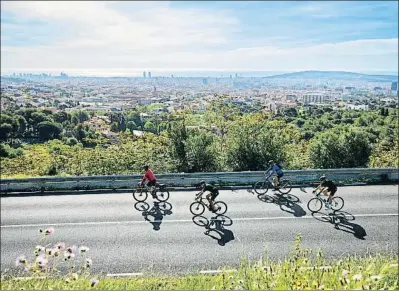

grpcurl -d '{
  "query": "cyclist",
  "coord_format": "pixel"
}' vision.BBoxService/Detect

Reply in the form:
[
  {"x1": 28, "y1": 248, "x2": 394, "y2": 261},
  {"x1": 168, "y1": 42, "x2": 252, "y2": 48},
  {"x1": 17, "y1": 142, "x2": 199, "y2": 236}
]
[
  {"x1": 140, "y1": 165, "x2": 157, "y2": 198},
  {"x1": 198, "y1": 180, "x2": 219, "y2": 213},
  {"x1": 313, "y1": 175, "x2": 337, "y2": 209},
  {"x1": 267, "y1": 160, "x2": 284, "y2": 190}
]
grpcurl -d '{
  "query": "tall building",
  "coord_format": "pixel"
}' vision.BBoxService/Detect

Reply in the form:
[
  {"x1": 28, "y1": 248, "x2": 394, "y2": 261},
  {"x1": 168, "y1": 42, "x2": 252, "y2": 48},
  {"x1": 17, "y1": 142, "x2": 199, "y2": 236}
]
[
  {"x1": 391, "y1": 82, "x2": 398, "y2": 91},
  {"x1": 202, "y1": 78, "x2": 208, "y2": 85},
  {"x1": 148, "y1": 72, "x2": 152, "y2": 78},
  {"x1": 143, "y1": 71, "x2": 146, "y2": 78}
]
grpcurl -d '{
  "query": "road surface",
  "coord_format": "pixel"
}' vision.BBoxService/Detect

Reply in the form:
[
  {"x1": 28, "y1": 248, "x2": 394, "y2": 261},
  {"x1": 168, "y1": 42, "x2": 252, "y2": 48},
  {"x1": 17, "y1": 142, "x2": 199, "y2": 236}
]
[{"x1": 1, "y1": 185, "x2": 398, "y2": 275}]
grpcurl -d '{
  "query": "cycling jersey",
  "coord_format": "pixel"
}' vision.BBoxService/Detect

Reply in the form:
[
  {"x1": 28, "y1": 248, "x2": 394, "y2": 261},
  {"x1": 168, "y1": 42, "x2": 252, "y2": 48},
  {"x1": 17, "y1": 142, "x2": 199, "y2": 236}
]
[
  {"x1": 142, "y1": 169, "x2": 156, "y2": 184},
  {"x1": 204, "y1": 184, "x2": 218, "y2": 193},
  {"x1": 270, "y1": 164, "x2": 283, "y2": 176},
  {"x1": 321, "y1": 180, "x2": 337, "y2": 191}
]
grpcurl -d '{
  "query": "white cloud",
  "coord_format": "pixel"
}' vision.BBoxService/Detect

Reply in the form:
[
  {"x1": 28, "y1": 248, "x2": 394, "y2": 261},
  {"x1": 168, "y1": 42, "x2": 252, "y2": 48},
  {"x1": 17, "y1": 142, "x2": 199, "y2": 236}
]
[{"x1": 1, "y1": 1, "x2": 398, "y2": 75}]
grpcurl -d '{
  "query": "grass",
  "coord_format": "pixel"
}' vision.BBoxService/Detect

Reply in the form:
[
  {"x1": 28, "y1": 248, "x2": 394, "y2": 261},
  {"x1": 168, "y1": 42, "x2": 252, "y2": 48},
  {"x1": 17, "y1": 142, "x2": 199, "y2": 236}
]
[{"x1": 1, "y1": 232, "x2": 398, "y2": 290}]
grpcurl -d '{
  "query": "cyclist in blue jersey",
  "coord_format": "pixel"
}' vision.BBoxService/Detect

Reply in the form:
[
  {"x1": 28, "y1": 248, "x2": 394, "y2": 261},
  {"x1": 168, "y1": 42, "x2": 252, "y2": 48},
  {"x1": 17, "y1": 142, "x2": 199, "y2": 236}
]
[{"x1": 267, "y1": 160, "x2": 284, "y2": 190}]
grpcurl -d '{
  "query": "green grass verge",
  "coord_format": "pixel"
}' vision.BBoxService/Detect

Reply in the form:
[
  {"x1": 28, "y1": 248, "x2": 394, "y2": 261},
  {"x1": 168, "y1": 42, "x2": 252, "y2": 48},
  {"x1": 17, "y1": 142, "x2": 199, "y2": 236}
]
[{"x1": 1, "y1": 235, "x2": 398, "y2": 290}]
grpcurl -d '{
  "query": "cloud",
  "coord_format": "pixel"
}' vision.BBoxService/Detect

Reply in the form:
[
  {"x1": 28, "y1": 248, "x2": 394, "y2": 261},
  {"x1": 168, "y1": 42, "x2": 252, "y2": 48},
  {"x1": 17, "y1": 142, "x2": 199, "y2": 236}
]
[{"x1": 1, "y1": 1, "x2": 398, "y2": 74}]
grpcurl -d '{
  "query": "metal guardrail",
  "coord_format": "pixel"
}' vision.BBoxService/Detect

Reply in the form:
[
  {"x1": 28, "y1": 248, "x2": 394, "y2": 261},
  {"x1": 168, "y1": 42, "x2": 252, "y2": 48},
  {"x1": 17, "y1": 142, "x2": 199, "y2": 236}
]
[{"x1": 1, "y1": 168, "x2": 397, "y2": 195}]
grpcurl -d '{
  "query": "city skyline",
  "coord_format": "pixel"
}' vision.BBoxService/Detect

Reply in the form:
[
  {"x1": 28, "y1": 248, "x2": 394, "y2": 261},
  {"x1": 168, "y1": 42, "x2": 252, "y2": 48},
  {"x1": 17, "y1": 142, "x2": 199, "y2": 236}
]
[{"x1": 1, "y1": 1, "x2": 398, "y2": 76}]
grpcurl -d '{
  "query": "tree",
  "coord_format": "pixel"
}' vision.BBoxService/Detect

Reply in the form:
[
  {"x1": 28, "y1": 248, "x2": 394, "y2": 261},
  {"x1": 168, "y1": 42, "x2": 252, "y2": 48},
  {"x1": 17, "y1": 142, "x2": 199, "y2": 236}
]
[
  {"x1": 37, "y1": 121, "x2": 62, "y2": 140},
  {"x1": 126, "y1": 121, "x2": 137, "y2": 132},
  {"x1": 167, "y1": 121, "x2": 189, "y2": 172},
  {"x1": 226, "y1": 119, "x2": 285, "y2": 171},
  {"x1": 0, "y1": 124, "x2": 13, "y2": 139},
  {"x1": 186, "y1": 130, "x2": 218, "y2": 172},
  {"x1": 54, "y1": 111, "x2": 70, "y2": 123},
  {"x1": 144, "y1": 121, "x2": 155, "y2": 131}
]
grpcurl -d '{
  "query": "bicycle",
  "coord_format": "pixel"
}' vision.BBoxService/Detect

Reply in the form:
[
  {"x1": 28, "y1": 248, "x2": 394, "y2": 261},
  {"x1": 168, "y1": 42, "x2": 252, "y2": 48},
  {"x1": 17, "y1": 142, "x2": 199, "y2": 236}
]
[
  {"x1": 307, "y1": 189, "x2": 344, "y2": 212},
  {"x1": 189, "y1": 192, "x2": 227, "y2": 216},
  {"x1": 253, "y1": 172, "x2": 292, "y2": 195},
  {"x1": 132, "y1": 183, "x2": 170, "y2": 202}
]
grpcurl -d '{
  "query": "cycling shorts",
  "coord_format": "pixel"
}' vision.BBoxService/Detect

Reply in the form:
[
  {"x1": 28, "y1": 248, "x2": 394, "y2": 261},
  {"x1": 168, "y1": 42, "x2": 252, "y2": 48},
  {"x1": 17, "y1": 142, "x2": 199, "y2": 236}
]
[{"x1": 147, "y1": 180, "x2": 157, "y2": 187}]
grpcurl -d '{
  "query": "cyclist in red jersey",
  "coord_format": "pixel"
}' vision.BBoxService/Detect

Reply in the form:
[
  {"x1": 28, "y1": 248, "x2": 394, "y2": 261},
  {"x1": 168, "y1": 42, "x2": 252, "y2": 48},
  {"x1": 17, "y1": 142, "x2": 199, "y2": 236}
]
[{"x1": 140, "y1": 165, "x2": 157, "y2": 198}]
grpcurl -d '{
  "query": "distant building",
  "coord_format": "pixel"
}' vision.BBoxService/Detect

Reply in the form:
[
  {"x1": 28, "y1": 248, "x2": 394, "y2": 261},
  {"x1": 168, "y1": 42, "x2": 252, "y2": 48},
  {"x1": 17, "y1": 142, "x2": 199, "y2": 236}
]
[
  {"x1": 148, "y1": 72, "x2": 152, "y2": 78},
  {"x1": 202, "y1": 78, "x2": 208, "y2": 85},
  {"x1": 391, "y1": 82, "x2": 398, "y2": 91},
  {"x1": 143, "y1": 71, "x2": 146, "y2": 78},
  {"x1": 300, "y1": 93, "x2": 326, "y2": 104}
]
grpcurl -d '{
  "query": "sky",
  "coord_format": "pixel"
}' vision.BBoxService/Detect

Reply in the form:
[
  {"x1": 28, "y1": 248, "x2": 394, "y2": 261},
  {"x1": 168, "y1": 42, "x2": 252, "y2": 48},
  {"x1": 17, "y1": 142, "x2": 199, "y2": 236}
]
[{"x1": 1, "y1": 1, "x2": 398, "y2": 76}]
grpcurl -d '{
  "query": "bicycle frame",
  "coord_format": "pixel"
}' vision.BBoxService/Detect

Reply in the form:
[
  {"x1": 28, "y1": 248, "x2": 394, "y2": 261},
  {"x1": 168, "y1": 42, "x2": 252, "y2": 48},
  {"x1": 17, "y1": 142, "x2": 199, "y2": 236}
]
[{"x1": 195, "y1": 193, "x2": 212, "y2": 207}]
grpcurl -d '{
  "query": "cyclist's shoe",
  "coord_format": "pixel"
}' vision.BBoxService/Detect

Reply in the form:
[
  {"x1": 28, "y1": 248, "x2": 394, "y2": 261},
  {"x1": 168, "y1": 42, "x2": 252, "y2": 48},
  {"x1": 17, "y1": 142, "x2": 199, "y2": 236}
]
[
  {"x1": 325, "y1": 203, "x2": 331, "y2": 210},
  {"x1": 151, "y1": 193, "x2": 157, "y2": 199}
]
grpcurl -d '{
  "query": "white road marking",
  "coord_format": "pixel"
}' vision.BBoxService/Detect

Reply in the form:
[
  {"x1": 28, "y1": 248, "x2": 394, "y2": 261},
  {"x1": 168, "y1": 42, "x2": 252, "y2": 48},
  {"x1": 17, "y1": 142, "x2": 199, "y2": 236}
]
[
  {"x1": 199, "y1": 269, "x2": 237, "y2": 274},
  {"x1": 106, "y1": 272, "x2": 143, "y2": 277},
  {"x1": 1, "y1": 213, "x2": 397, "y2": 228}
]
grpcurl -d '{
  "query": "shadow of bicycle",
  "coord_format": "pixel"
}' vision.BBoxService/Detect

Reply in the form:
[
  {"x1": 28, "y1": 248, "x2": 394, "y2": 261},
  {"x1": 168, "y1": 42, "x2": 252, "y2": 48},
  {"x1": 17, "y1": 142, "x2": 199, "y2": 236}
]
[
  {"x1": 311, "y1": 210, "x2": 367, "y2": 240},
  {"x1": 134, "y1": 201, "x2": 173, "y2": 231},
  {"x1": 257, "y1": 192, "x2": 307, "y2": 217},
  {"x1": 192, "y1": 214, "x2": 235, "y2": 246}
]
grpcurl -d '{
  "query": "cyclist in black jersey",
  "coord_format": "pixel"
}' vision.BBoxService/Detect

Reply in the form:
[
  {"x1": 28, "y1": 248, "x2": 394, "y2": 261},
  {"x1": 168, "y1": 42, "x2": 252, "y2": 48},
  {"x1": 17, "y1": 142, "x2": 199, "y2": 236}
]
[
  {"x1": 313, "y1": 175, "x2": 337, "y2": 208},
  {"x1": 198, "y1": 180, "x2": 219, "y2": 212}
]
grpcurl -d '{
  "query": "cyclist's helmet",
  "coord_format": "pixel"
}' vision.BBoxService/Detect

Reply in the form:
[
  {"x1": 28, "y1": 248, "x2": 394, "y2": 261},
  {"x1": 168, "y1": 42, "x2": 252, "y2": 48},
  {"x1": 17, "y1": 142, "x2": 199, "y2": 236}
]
[
  {"x1": 268, "y1": 160, "x2": 274, "y2": 165},
  {"x1": 143, "y1": 165, "x2": 149, "y2": 171},
  {"x1": 200, "y1": 180, "x2": 206, "y2": 187},
  {"x1": 320, "y1": 175, "x2": 326, "y2": 181}
]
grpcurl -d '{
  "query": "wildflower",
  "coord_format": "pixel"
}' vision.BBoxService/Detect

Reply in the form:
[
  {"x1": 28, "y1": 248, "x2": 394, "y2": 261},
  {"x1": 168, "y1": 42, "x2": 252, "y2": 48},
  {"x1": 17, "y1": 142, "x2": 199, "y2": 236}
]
[
  {"x1": 229, "y1": 276, "x2": 234, "y2": 279},
  {"x1": 54, "y1": 242, "x2": 65, "y2": 250},
  {"x1": 66, "y1": 245, "x2": 77, "y2": 254},
  {"x1": 50, "y1": 249, "x2": 60, "y2": 257},
  {"x1": 90, "y1": 278, "x2": 99, "y2": 287},
  {"x1": 71, "y1": 273, "x2": 78, "y2": 280},
  {"x1": 370, "y1": 275, "x2": 381, "y2": 282},
  {"x1": 35, "y1": 255, "x2": 48, "y2": 267},
  {"x1": 342, "y1": 269, "x2": 349, "y2": 277},
  {"x1": 319, "y1": 284, "x2": 325, "y2": 290},
  {"x1": 15, "y1": 255, "x2": 27, "y2": 267},
  {"x1": 238, "y1": 280, "x2": 243, "y2": 284},
  {"x1": 63, "y1": 252, "x2": 75, "y2": 261},
  {"x1": 79, "y1": 246, "x2": 89, "y2": 253},
  {"x1": 86, "y1": 258, "x2": 93, "y2": 268},
  {"x1": 46, "y1": 248, "x2": 53, "y2": 256},
  {"x1": 35, "y1": 245, "x2": 45, "y2": 252},
  {"x1": 262, "y1": 266, "x2": 271, "y2": 272},
  {"x1": 353, "y1": 273, "x2": 363, "y2": 281},
  {"x1": 345, "y1": 278, "x2": 350, "y2": 284},
  {"x1": 65, "y1": 278, "x2": 70, "y2": 284},
  {"x1": 44, "y1": 227, "x2": 55, "y2": 236}
]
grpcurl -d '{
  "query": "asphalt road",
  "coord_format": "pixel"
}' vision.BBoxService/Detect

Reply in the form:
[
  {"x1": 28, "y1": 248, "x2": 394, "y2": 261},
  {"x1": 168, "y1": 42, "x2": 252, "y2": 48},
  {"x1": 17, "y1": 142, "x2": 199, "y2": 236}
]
[{"x1": 1, "y1": 185, "x2": 398, "y2": 275}]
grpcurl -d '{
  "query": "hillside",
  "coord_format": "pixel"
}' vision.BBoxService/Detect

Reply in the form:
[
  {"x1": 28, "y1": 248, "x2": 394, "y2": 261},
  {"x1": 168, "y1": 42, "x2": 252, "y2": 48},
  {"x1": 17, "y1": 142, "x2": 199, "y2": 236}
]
[{"x1": 265, "y1": 70, "x2": 398, "y2": 82}]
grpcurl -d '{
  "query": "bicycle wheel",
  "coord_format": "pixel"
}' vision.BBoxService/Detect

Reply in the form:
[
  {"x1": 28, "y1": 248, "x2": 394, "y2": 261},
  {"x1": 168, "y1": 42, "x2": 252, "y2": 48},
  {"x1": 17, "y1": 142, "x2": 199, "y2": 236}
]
[
  {"x1": 158, "y1": 201, "x2": 173, "y2": 212},
  {"x1": 134, "y1": 201, "x2": 150, "y2": 212},
  {"x1": 216, "y1": 215, "x2": 233, "y2": 226},
  {"x1": 190, "y1": 202, "x2": 205, "y2": 216},
  {"x1": 331, "y1": 197, "x2": 344, "y2": 211},
  {"x1": 192, "y1": 215, "x2": 209, "y2": 227},
  {"x1": 214, "y1": 201, "x2": 227, "y2": 215},
  {"x1": 307, "y1": 198, "x2": 322, "y2": 212},
  {"x1": 155, "y1": 189, "x2": 170, "y2": 202},
  {"x1": 278, "y1": 180, "x2": 292, "y2": 194},
  {"x1": 133, "y1": 189, "x2": 148, "y2": 202},
  {"x1": 254, "y1": 180, "x2": 269, "y2": 195}
]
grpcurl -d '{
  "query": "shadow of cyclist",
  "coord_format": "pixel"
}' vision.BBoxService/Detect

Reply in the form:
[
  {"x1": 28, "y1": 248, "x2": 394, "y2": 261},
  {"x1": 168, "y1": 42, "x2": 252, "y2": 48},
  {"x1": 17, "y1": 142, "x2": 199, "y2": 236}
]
[
  {"x1": 311, "y1": 210, "x2": 367, "y2": 240},
  {"x1": 203, "y1": 215, "x2": 235, "y2": 246},
  {"x1": 258, "y1": 192, "x2": 306, "y2": 217},
  {"x1": 134, "y1": 201, "x2": 173, "y2": 231}
]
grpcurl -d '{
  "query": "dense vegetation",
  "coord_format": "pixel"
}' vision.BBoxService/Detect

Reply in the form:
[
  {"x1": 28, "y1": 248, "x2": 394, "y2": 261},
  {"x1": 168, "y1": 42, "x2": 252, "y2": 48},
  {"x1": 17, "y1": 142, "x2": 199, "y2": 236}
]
[{"x1": 0, "y1": 99, "x2": 397, "y2": 178}]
